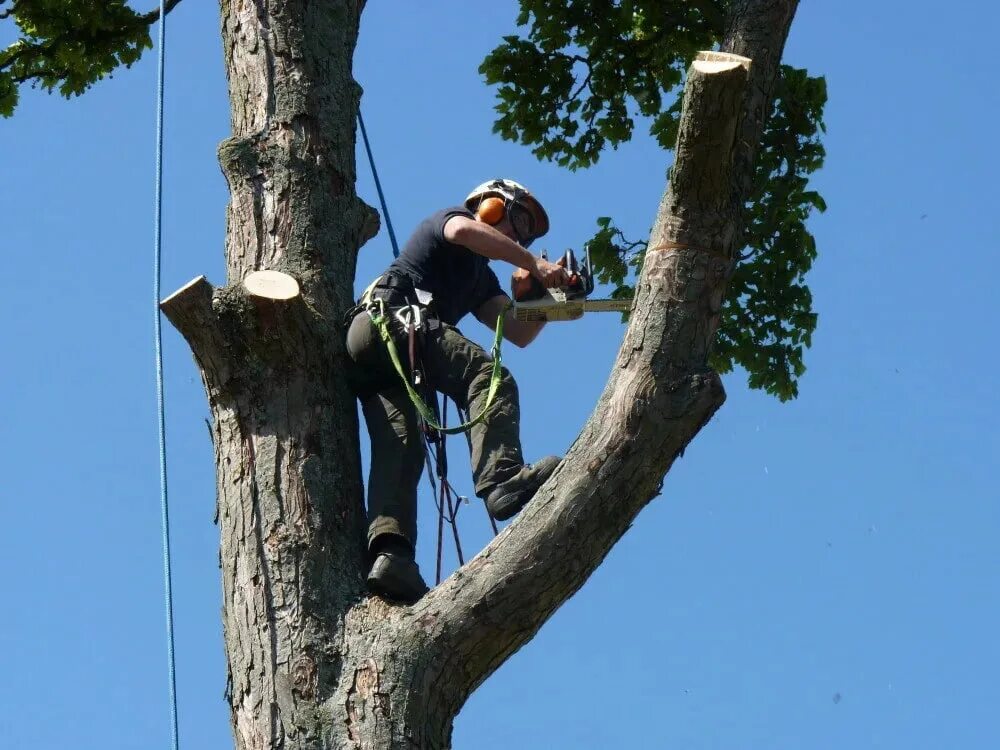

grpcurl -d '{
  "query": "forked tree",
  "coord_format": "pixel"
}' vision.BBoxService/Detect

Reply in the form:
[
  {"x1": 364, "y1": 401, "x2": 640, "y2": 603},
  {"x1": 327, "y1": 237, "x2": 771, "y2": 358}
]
[{"x1": 2, "y1": 1, "x2": 825, "y2": 746}]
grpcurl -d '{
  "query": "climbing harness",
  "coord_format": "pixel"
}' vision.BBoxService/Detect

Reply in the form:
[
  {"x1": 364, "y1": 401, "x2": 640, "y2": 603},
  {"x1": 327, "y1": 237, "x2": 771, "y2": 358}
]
[
  {"x1": 358, "y1": 281, "x2": 510, "y2": 436},
  {"x1": 151, "y1": 1, "x2": 180, "y2": 748}
]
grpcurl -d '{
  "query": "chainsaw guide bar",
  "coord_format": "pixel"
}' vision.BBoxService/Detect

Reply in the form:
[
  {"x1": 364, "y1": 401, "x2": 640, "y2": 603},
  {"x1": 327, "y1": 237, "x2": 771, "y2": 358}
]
[{"x1": 513, "y1": 292, "x2": 632, "y2": 322}]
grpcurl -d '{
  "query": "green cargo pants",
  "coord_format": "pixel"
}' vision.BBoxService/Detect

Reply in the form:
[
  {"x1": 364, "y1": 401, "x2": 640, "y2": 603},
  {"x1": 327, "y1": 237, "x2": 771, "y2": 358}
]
[{"x1": 345, "y1": 308, "x2": 523, "y2": 550}]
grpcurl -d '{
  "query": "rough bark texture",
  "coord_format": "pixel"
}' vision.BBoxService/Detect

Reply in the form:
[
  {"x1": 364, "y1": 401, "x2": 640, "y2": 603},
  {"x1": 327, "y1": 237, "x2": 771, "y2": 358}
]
[
  {"x1": 168, "y1": 1, "x2": 381, "y2": 746},
  {"x1": 163, "y1": 1, "x2": 799, "y2": 748}
]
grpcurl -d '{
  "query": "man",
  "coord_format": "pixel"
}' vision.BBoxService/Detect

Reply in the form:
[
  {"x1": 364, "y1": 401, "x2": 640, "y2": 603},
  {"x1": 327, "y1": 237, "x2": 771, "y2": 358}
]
[{"x1": 345, "y1": 178, "x2": 567, "y2": 604}]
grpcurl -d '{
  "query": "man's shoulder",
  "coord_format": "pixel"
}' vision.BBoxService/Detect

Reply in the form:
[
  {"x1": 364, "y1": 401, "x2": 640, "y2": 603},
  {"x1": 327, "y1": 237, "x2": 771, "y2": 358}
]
[
  {"x1": 437, "y1": 205, "x2": 474, "y2": 218},
  {"x1": 398, "y1": 206, "x2": 477, "y2": 268},
  {"x1": 424, "y1": 205, "x2": 474, "y2": 228},
  {"x1": 409, "y1": 206, "x2": 476, "y2": 248}
]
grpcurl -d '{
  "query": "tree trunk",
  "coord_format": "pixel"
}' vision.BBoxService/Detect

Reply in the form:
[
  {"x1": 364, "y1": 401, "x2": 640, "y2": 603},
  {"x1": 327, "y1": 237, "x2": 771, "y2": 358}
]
[{"x1": 162, "y1": 1, "x2": 799, "y2": 748}]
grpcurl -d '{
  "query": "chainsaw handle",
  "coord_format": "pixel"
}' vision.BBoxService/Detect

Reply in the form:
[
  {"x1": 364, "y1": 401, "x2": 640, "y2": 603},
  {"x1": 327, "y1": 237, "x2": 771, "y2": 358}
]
[{"x1": 511, "y1": 267, "x2": 546, "y2": 302}]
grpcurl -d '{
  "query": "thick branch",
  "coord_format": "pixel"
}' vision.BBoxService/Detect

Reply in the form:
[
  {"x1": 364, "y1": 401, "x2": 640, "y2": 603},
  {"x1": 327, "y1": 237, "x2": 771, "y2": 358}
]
[
  {"x1": 653, "y1": 53, "x2": 751, "y2": 252},
  {"x1": 160, "y1": 276, "x2": 231, "y2": 395},
  {"x1": 409, "y1": 52, "x2": 756, "y2": 702},
  {"x1": 407, "y1": 3, "x2": 803, "y2": 696},
  {"x1": 721, "y1": 0, "x2": 800, "y2": 202},
  {"x1": 160, "y1": 275, "x2": 219, "y2": 350}
]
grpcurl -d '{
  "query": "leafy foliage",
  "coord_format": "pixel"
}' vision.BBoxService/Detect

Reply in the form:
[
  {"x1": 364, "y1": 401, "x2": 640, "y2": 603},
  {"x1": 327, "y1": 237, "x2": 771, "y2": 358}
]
[
  {"x1": 482, "y1": 1, "x2": 828, "y2": 400},
  {"x1": 480, "y1": 0, "x2": 725, "y2": 169},
  {"x1": 713, "y1": 66, "x2": 826, "y2": 400},
  {"x1": 584, "y1": 216, "x2": 645, "y2": 322},
  {"x1": 0, "y1": 0, "x2": 176, "y2": 117}
]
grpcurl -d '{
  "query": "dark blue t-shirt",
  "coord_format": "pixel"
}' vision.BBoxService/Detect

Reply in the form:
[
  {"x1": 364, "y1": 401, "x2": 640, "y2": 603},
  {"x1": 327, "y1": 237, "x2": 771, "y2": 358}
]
[{"x1": 387, "y1": 207, "x2": 505, "y2": 325}]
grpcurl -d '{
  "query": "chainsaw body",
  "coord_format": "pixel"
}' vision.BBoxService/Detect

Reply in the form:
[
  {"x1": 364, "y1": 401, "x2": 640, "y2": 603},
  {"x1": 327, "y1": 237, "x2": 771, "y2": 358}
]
[{"x1": 511, "y1": 249, "x2": 631, "y2": 322}]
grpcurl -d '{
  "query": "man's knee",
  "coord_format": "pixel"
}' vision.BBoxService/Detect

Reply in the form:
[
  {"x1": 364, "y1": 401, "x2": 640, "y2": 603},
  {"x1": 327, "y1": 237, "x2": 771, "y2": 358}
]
[
  {"x1": 494, "y1": 366, "x2": 520, "y2": 404},
  {"x1": 499, "y1": 365, "x2": 517, "y2": 387}
]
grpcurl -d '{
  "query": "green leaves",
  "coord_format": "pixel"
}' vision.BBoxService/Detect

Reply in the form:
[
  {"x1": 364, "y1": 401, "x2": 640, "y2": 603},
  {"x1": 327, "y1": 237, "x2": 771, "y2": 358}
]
[
  {"x1": 480, "y1": 0, "x2": 723, "y2": 170},
  {"x1": 711, "y1": 65, "x2": 827, "y2": 401},
  {"x1": 483, "y1": 3, "x2": 828, "y2": 400},
  {"x1": 0, "y1": 0, "x2": 169, "y2": 118},
  {"x1": 583, "y1": 217, "x2": 646, "y2": 323}
]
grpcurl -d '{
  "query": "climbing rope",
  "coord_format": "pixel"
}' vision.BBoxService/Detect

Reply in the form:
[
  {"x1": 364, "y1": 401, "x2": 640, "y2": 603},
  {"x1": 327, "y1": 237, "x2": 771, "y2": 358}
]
[
  {"x1": 425, "y1": 401, "x2": 500, "y2": 584},
  {"x1": 151, "y1": 2, "x2": 180, "y2": 749},
  {"x1": 357, "y1": 112, "x2": 400, "y2": 258}
]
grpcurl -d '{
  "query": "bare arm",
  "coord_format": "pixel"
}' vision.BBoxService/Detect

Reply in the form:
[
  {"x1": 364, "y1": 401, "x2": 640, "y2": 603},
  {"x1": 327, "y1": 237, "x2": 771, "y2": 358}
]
[
  {"x1": 444, "y1": 215, "x2": 567, "y2": 286},
  {"x1": 475, "y1": 294, "x2": 544, "y2": 349}
]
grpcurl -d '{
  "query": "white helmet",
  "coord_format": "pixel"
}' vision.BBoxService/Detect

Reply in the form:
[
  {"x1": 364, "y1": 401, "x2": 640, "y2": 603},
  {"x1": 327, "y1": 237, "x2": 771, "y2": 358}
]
[{"x1": 464, "y1": 178, "x2": 550, "y2": 241}]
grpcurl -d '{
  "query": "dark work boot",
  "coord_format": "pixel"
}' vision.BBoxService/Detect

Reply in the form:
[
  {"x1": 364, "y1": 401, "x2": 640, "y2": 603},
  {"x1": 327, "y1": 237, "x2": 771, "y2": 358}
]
[
  {"x1": 484, "y1": 456, "x2": 561, "y2": 521},
  {"x1": 366, "y1": 536, "x2": 429, "y2": 605}
]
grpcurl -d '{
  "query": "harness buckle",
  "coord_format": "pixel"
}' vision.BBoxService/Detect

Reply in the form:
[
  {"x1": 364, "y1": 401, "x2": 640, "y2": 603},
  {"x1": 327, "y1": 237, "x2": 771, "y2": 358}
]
[{"x1": 395, "y1": 304, "x2": 423, "y2": 332}]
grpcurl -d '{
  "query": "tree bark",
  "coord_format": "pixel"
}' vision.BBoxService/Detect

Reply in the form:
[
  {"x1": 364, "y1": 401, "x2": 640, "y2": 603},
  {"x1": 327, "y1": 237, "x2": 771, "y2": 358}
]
[
  {"x1": 162, "y1": 1, "x2": 800, "y2": 748},
  {"x1": 166, "y1": 1, "x2": 381, "y2": 746}
]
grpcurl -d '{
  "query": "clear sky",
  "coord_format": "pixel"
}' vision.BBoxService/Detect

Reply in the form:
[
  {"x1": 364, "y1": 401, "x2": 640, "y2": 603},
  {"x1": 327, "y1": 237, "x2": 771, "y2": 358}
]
[{"x1": 1, "y1": 2, "x2": 998, "y2": 749}]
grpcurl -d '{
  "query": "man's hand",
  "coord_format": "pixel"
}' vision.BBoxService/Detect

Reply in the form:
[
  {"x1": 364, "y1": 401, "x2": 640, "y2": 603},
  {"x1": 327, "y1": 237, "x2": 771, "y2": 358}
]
[{"x1": 531, "y1": 256, "x2": 570, "y2": 288}]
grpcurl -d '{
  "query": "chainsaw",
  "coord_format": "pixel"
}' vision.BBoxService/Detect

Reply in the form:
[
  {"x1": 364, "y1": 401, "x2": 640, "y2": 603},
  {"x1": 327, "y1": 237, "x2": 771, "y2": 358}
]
[{"x1": 511, "y1": 248, "x2": 632, "y2": 322}]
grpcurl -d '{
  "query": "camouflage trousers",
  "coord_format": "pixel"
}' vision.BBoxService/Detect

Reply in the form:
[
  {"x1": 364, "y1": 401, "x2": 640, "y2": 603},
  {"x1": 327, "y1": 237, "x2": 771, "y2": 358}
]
[{"x1": 345, "y1": 309, "x2": 523, "y2": 550}]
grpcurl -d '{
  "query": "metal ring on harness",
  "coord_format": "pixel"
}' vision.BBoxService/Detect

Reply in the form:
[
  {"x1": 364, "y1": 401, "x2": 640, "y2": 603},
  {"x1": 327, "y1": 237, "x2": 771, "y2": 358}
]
[{"x1": 395, "y1": 304, "x2": 423, "y2": 331}]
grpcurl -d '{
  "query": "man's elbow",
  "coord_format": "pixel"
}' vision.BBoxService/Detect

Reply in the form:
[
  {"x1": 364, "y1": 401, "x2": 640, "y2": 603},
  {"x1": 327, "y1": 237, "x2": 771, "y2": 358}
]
[
  {"x1": 509, "y1": 327, "x2": 541, "y2": 348},
  {"x1": 443, "y1": 215, "x2": 476, "y2": 245}
]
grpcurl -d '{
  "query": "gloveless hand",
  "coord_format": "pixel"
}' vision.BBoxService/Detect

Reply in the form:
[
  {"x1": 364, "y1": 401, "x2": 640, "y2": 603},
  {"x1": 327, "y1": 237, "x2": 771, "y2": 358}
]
[{"x1": 531, "y1": 256, "x2": 570, "y2": 288}]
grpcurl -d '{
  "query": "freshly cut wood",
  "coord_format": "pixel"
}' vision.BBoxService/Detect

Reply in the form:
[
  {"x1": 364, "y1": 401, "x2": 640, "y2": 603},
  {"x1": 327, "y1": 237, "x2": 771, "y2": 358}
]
[
  {"x1": 242, "y1": 270, "x2": 300, "y2": 300},
  {"x1": 160, "y1": 275, "x2": 214, "y2": 331},
  {"x1": 694, "y1": 50, "x2": 752, "y2": 74},
  {"x1": 161, "y1": 275, "x2": 210, "y2": 308}
]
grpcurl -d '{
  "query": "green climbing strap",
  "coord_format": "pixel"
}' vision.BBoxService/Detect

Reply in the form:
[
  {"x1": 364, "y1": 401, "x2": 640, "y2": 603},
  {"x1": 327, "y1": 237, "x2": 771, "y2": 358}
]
[{"x1": 365, "y1": 292, "x2": 509, "y2": 435}]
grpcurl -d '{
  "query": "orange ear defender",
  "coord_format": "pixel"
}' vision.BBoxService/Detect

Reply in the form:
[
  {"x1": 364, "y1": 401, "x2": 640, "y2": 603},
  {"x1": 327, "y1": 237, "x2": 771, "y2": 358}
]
[{"x1": 476, "y1": 196, "x2": 506, "y2": 225}]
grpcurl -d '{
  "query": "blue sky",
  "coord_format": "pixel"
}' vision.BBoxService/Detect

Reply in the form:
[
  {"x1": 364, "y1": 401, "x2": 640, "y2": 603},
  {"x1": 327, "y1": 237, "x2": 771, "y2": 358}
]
[{"x1": 2, "y1": 2, "x2": 998, "y2": 748}]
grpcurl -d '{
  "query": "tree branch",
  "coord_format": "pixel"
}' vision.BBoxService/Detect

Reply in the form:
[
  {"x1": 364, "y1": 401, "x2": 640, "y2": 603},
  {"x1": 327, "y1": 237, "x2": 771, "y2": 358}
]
[
  {"x1": 160, "y1": 276, "x2": 231, "y2": 396},
  {"x1": 139, "y1": 0, "x2": 185, "y2": 25},
  {"x1": 720, "y1": 0, "x2": 800, "y2": 202},
  {"x1": 0, "y1": 0, "x2": 185, "y2": 77},
  {"x1": 564, "y1": 55, "x2": 593, "y2": 105},
  {"x1": 406, "y1": 52, "x2": 764, "y2": 703},
  {"x1": 13, "y1": 69, "x2": 56, "y2": 84}
]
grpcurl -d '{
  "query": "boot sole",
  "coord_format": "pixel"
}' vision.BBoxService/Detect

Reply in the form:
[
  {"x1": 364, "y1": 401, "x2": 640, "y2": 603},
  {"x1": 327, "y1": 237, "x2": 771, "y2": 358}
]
[
  {"x1": 366, "y1": 555, "x2": 429, "y2": 604},
  {"x1": 486, "y1": 456, "x2": 561, "y2": 521},
  {"x1": 487, "y1": 491, "x2": 527, "y2": 521}
]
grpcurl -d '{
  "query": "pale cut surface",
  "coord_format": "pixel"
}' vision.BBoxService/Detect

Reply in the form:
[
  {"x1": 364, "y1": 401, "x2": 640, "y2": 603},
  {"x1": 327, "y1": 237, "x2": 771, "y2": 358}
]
[{"x1": 243, "y1": 270, "x2": 300, "y2": 300}]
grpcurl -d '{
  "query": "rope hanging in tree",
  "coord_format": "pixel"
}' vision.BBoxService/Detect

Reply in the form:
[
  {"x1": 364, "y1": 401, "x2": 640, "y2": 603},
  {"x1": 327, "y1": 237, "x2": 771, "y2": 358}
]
[{"x1": 151, "y1": 1, "x2": 180, "y2": 748}]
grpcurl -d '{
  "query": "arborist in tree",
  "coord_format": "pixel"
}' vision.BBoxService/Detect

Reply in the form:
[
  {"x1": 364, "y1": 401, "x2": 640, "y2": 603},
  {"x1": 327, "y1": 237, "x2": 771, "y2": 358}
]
[{"x1": 345, "y1": 179, "x2": 567, "y2": 603}]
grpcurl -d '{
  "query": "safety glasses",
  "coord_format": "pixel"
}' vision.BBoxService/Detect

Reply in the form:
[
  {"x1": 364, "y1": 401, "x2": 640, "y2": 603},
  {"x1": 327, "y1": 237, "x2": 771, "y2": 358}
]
[{"x1": 509, "y1": 202, "x2": 536, "y2": 248}]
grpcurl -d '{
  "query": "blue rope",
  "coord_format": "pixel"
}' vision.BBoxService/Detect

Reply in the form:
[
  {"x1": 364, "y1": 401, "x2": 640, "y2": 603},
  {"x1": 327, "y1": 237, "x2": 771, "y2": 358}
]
[
  {"x1": 357, "y1": 112, "x2": 400, "y2": 257},
  {"x1": 152, "y1": 2, "x2": 180, "y2": 748}
]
